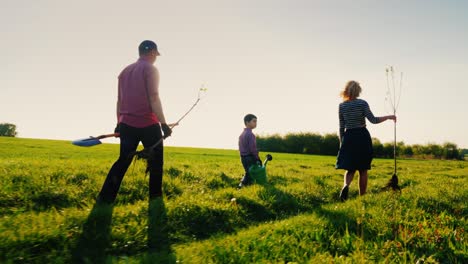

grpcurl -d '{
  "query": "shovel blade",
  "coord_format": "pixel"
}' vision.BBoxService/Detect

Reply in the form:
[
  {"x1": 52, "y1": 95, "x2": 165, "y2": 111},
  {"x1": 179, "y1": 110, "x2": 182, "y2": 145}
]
[{"x1": 72, "y1": 138, "x2": 102, "y2": 147}]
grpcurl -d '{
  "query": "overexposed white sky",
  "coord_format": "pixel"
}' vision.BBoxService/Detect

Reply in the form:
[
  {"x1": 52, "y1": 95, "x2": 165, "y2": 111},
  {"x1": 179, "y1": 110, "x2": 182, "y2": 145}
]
[{"x1": 1, "y1": 0, "x2": 467, "y2": 149}]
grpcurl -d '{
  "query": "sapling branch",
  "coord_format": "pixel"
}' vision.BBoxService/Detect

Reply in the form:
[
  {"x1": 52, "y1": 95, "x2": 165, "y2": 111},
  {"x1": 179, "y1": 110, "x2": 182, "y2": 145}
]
[{"x1": 130, "y1": 86, "x2": 208, "y2": 168}]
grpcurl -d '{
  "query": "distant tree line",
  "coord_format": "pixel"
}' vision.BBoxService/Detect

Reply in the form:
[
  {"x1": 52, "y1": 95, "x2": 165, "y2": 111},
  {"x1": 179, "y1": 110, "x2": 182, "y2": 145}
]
[
  {"x1": 0, "y1": 123, "x2": 17, "y2": 137},
  {"x1": 257, "y1": 133, "x2": 339, "y2": 156},
  {"x1": 257, "y1": 132, "x2": 465, "y2": 160},
  {"x1": 371, "y1": 138, "x2": 463, "y2": 160},
  {"x1": 459, "y1": 148, "x2": 468, "y2": 159}
]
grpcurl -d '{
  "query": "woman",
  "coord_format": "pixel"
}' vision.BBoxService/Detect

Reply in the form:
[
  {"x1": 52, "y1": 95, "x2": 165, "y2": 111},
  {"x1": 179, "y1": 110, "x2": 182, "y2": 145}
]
[{"x1": 336, "y1": 81, "x2": 396, "y2": 201}]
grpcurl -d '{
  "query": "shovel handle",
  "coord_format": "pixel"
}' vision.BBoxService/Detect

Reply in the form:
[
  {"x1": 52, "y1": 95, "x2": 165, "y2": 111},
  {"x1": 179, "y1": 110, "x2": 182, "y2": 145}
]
[
  {"x1": 95, "y1": 133, "x2": 120, "y2": 139},
  {"x1": 98, "y1": 123, "x2": 176, "y2": 140}
]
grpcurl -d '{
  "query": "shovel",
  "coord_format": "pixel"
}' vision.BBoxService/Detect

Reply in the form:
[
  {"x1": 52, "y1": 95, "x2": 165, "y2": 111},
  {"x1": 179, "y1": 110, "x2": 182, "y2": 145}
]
[{"x1": 72, "y1": 133, "x2": 120, "y2": 147}]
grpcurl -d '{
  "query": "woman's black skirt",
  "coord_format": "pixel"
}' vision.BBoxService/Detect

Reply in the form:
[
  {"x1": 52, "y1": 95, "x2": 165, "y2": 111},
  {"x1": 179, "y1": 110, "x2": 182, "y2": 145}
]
[{"x1": 336, "y1": 127, "x2": 373, "y2": 170}]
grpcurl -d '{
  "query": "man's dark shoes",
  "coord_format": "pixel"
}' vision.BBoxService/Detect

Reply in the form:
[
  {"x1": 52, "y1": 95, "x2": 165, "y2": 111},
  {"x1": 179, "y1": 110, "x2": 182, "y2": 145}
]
[{"x1": 339, "y1": 185, "x2": 349, "y2": 202}]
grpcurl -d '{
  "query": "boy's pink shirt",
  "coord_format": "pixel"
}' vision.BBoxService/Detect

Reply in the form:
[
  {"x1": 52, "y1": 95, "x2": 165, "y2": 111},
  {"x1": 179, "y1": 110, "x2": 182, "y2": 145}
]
[
  {"x1": 239, "y1": 128, "x2": 259, "y2": 159},
  {"x1": 118, "y1": 57, "x2": 159, "y2": 127}
]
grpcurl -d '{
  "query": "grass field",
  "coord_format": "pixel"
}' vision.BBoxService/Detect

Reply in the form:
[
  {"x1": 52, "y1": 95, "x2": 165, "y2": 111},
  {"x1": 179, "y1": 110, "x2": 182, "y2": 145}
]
[{"x1": 0, "y1": 137, "x2": 467, "y2": 263}]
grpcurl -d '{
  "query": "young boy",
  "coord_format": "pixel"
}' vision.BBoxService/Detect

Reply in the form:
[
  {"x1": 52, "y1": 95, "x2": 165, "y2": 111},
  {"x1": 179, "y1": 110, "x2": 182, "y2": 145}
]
[{"x1": 238, "y1": 114, "x2": 261, "y2": 188}]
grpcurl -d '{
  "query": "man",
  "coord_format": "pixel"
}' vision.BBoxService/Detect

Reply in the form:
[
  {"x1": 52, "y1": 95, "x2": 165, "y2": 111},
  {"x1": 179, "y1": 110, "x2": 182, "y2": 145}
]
[{"x1": 97, "y1": 40, "x2": 172, "y2": 203}]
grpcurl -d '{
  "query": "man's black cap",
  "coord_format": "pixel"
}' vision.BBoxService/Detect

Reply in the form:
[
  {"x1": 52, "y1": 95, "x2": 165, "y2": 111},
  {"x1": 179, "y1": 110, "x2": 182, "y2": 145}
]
[{"x1": 138, "y1": 40, "x2": 160, "y2": 55}]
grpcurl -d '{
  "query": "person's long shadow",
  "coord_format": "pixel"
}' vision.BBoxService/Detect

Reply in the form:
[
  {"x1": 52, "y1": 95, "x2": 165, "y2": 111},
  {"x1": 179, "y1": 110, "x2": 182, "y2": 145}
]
[
  {"x1": 72, "y1": 201, "x2": 114, "y2": 263},
  {"x1": 143, "y1": 197, "x2": 176, "y2": 264}
]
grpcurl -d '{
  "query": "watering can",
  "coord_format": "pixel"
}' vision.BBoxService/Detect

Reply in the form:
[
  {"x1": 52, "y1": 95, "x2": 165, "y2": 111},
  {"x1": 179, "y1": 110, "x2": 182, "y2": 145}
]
[{"x1": 249, "y1": 154, "x2": 273, "y2": 184}]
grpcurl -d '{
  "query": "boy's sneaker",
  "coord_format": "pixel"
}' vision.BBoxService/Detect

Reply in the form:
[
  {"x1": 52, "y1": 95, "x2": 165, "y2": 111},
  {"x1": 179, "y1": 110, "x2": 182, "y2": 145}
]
[
  {"x1": 238, "y1": 175, "x2": 251, "y2": 189},
  {"x1": 339, "y1": 185, "x2": 349, "y2": 202}
]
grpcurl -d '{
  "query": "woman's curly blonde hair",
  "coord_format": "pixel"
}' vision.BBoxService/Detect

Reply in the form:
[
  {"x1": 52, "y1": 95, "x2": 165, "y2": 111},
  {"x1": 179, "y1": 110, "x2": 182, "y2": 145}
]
[{"x1": 340, "y1": 80, "x2": 362, "y2": 100}]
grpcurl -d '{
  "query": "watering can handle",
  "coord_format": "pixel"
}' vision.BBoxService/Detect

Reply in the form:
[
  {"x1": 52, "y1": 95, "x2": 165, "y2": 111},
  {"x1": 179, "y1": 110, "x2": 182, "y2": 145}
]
[{"x1": 263, "y1": 154, "x2": 273, "y2": 167}]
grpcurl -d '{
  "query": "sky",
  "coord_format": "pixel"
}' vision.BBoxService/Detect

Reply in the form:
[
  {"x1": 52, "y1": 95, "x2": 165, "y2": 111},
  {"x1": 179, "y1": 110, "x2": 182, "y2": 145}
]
[{"x1": 1, "y1": 0, "x2": 467, "y2": 150}]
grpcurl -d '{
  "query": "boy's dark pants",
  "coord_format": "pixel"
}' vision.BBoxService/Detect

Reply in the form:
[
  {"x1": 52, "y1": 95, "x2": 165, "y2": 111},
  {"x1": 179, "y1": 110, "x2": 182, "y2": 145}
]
[
  {"x1": 240, "y1": 155, "x2": 257, "y2": 185},
  {"x1": 98, "y1": 123, "x2": 164, "y2": 203}
]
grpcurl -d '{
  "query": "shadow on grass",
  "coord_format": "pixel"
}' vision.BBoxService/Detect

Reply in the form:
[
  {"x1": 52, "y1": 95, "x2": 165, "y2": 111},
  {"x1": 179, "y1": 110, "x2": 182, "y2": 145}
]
[
  {"x1": 259, "y1": 183, "x2": 306, "y2": 214},
  {"x1": 143, "y1": 197, "x2": 176, "y2": 264},
  {"x1": 72, "y1": 202, "x2": 114, "y2": 263},
  {"x1": 311, "y1": 206, "x2": 363, "y2": 257},
  {"x1": 314, "y1": 206, "x2": 358, "y2": 234},
  {"x1": 72, "y1": 198, "x2": 176, "y2": 263},
  {"x1": 235, "y1": 196, "x2": 275, "y2": 222},
  {"x1": 239, "y1": 180, "x2": 310, "y2": 220}
]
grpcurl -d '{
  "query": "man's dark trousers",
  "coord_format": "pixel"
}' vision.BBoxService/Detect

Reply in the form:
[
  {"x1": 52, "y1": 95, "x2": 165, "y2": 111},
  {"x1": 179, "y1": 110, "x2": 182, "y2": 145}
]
[{"x1": 98, "y1": 123, "x2": 164, "y2": 203}]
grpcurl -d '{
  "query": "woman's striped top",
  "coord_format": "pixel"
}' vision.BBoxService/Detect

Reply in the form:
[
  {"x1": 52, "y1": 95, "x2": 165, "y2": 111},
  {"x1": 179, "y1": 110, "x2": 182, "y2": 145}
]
[{"x1": 338, "y1": 99, "x2": 381, "y2": 139}]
